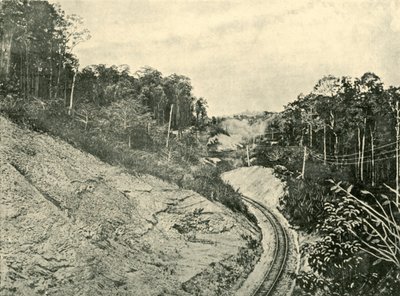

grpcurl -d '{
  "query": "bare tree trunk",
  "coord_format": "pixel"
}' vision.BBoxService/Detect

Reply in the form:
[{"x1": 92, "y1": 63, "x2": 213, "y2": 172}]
[
  {"x1": 166, "y1": 104, "x2": 173, "y2": 148},
  {"x1": 49, "y1": 55, "x2": 53, "y2": 99},
  {"x1": 309, "y1": 123, "x2": 313, "y2": 148},
  {"x1": 156, "y1": 103, "x2": 160, "y2": 124},
  {"x1": 68, "y1": 70, "x2": 77, "y2": 116},
  {"x1": 176, "y1": 104, "x2": 181, "y2": 140},
  {"x1": 299, "y1": 130, "x2": 304, "y2": 147},
  {"x1": 361, "y1": 121, "x2": 366, "y2": 182},
  {"x1": 323, "y1": 125, "x2": 327, "y2": 165},
  {"x1": 333, "y1": 131, "x2": 338, "y2": 164},
  {"x1": 246, "y1": 145, "x2": 250, "y2": 167},
  {"x1": 0, "y1": 31, "x2": 14, "y2": 79},
  {"x1": 371, "y1": 129, "x2": 375, "y2": 186},
  {"x1": 25, "y1": 42, "x2": 29, "y2": 98},
  {"x1": 31, "y1": 64, "x2": 35, "y2": 93},
  {"x1": 35, "y1": 68, "x2": 39, "y2": 97},
  {"x1": 355, "y1": 146, "x2": 359, "y2": 180},
  {"x1": 396, "y1": 101, "x2": 400, "y2": 205},
  {"x1": 358, "y1": 127, "x2": 361, "y2": 180},
  {"x1": 20, "y1": 54, "x2": 24, "y2": 96},
  {"x1": 56, "y1": 52, "x2": 62, "y2": 98},
  {"x1": 56, "y1": 66, "x2": 60, "y2": 98},
  {"x1": 329, "y1": 111, "x2": 338, "y2": 163},
  {"x1": 84, "y1": 111, "x2": 89, "y2": 131},
  {"x1": 64, "y1": 67, "x2": 67, "y2": 103},
  {"x1": 301, "y1": 146, "x2": 307, "y2": 179}
]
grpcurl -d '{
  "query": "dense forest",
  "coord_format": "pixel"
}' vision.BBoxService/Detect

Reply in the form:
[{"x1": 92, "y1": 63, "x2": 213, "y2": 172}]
[
  {"x1": 256, "y1": 73, "x2": 400, "y2": 295},
  {"x1": 278, "y1": 74, "x2": 400, "y2": 187},
  {"x1": 0, "y1": 0, "x2": 216, "y2": 165},
  {"x1": 0, "y1": 0, "x2": 207, "y2": 141}
]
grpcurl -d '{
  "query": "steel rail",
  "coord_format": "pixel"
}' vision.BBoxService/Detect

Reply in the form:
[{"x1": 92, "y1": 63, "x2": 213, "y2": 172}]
[{"x1": 242, "y1": 196, "x2": 290, "y2": 296}]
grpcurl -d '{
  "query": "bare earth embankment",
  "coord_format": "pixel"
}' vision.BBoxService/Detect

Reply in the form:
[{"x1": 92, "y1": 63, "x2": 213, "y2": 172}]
[
  {"x1": 0, "y1": 116, "x2": 260, "y2": 296},
  {"x1": 222, "y1": 166, "x2": 299, "y2": 296}
]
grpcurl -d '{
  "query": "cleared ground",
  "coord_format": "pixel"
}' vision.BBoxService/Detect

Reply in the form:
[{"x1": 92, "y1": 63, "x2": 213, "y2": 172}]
[{"x1": 0, "y1": 116, "x2": 260, "y2": 296}]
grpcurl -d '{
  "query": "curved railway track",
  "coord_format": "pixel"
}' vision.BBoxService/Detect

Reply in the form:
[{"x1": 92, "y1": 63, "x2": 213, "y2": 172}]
[{"x1": 242, "y1": 196, "x2": 290, "y2": 296}]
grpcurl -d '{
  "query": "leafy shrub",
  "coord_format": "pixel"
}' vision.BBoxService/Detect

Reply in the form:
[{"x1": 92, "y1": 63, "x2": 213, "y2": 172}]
[
  {"x1": 254, "y1": 145, "x2": 303, "y2": 172},
  {"x1": 281, "y1": 178, "x2": 330, "y2": 231},
  {"x1": 298, "y1": 181, "x2": 400, "y2": 296},
  {"x1": 0, "y1": 79, "x2": 25, "y2": 121}
]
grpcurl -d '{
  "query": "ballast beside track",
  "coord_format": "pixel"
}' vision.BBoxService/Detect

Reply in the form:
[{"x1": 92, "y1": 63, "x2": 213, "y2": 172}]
[{"x1": 242, "y1": 196, "x2": 290, "y2": 296}]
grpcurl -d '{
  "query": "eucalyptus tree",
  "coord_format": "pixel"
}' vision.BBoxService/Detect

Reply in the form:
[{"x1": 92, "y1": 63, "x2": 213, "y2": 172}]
[
  {"x1": 194, "y1": 97, "x2": 208, "y2": 127},
  {"x1": 63, "y1": 15, "x2": 90, "y2": 115},
  {"x1": 0, "y1": 0, "x2": 25, "y2": 79},
  {"x1": 135, "y1": 66, "x2": 166, "y2": 123},
  {"x1": 103, "y1": 96, "x2": 150, "y2": 148},
  {"x1": 355, "y1": 73, "x2": 385, "y2": 184},
  {"x1": 0, "y1": 0, "x2": 86, "y2": 106},
  {"x1": 387, "y1": 86, "x2": 400, "y2": 205},
  {"x1": 313, "y1": 75, "x2": 344, "y2": 163},
  {"x1": 163, "y1": 73, "x2": 194, "y2": 135}
]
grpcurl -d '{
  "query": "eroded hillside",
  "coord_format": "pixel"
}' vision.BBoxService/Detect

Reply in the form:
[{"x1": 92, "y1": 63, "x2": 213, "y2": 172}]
[{"x1": 0, "y1": 116, "x2": 260, "y2": 296}]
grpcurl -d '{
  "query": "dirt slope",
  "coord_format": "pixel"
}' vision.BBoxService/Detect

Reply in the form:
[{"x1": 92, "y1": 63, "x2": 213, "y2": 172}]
[
  {"x1": 0, "y1": 116, "x2": 260, "y2": 296},
  {"x1": 221, "y1": 166, "x2": 284, "y2": 209}
]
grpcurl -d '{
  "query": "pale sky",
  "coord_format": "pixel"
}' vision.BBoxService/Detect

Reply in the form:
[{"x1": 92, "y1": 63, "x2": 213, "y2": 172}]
[{"x1": 50, "y1": 0, "x2": 400, "y2": 116}]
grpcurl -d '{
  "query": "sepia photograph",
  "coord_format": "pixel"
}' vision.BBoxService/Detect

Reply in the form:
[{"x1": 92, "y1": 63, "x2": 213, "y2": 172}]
[{"x1": 1, "y1": 0, "x2": 400, "y2": 295}]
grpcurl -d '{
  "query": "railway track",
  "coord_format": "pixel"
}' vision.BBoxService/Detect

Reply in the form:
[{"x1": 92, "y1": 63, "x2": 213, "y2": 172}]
[{"x1": 242, "y1": 196, "x2": 290, "y2": 296}]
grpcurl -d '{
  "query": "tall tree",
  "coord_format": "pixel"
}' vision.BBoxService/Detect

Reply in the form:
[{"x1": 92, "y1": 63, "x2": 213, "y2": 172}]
[
  {"x1": 313, "y1": 75, "x2": 343, "y2": 163},
  {"x1": 194, "y1": 97, "x2": 208, "y2": 127}
]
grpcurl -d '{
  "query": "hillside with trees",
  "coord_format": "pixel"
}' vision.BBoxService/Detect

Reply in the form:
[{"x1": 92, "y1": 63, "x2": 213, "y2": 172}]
[
  {"x1": 0, "y1": 0, "x2": 207, "y2": 141},
  {"x1": 0, "y1": 1, "x2": 263, "y2": 295},
  {"x1": 0, "y1": 0, "x2": 239, "y2": 218},
  {"x1": 256, "y1": 73, "x2": 400, "y2": 296}
]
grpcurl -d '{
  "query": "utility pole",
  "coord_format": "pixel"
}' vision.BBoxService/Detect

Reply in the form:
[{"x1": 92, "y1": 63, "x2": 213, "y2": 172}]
[{"x1": 166, "y1": 104, "x2": 173, "y2": 148}]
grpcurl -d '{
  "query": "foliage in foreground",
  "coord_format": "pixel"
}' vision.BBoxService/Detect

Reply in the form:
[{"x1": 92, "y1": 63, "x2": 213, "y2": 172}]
[
  {"x1": 260, "y1": 143, "x2": 400, "y2": 295},
  {"x1": 295, "y1": 182, "x2": 400, "y2": 296}
]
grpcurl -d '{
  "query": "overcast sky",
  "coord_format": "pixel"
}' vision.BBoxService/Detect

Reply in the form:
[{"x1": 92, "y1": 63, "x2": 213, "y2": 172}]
[{"x1": 50, "y1": 0, "x2": 400, "y2": 115}]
